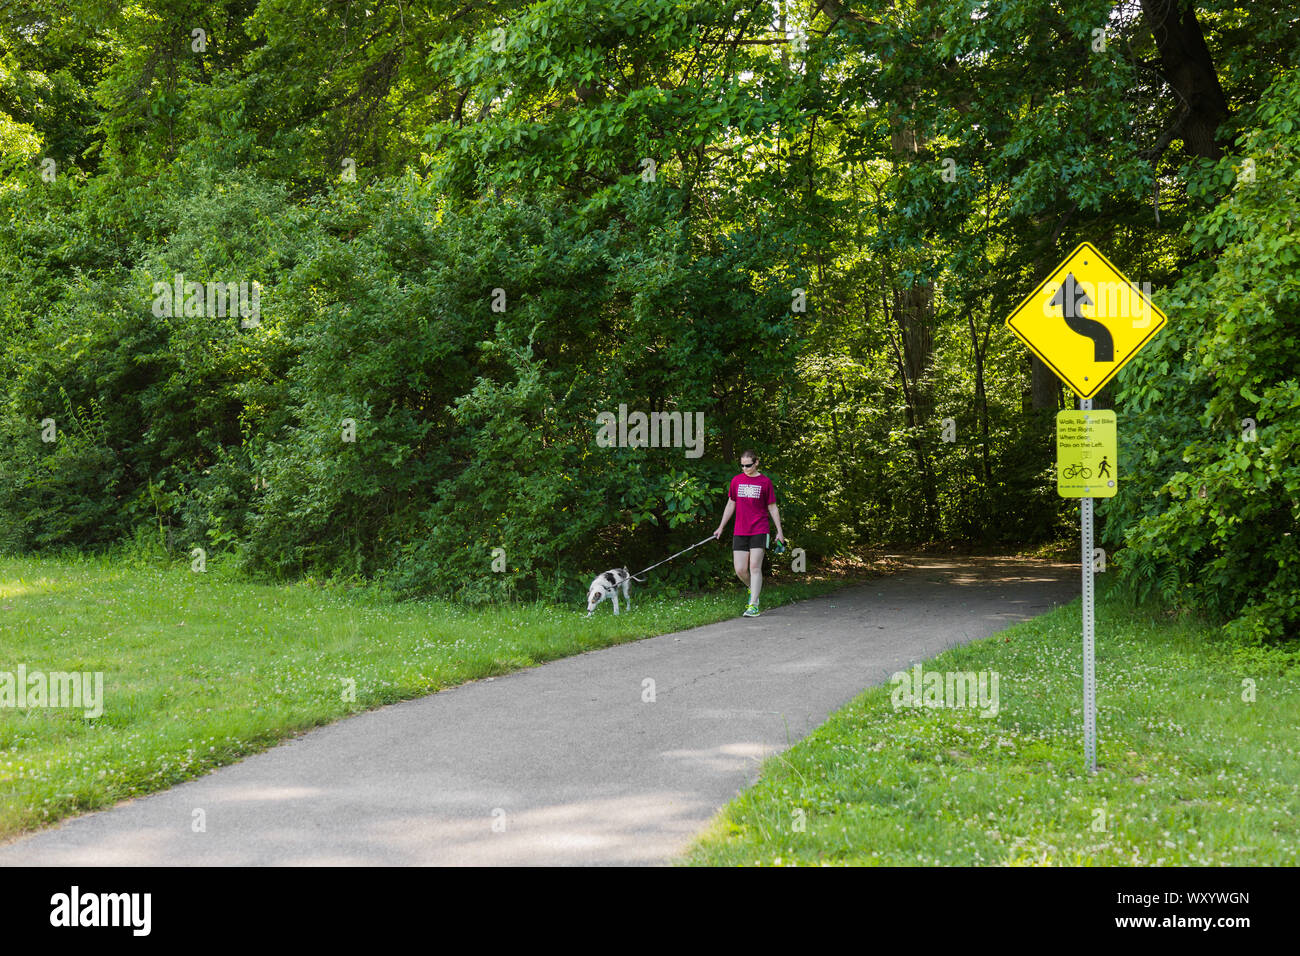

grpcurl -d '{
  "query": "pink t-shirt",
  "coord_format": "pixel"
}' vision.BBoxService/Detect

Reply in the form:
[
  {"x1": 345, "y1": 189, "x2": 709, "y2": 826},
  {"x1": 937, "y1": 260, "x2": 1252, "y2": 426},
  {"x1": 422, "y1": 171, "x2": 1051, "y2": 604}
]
[{"x1": 729, "y1": 473, "x2": 776, "y2": 536}]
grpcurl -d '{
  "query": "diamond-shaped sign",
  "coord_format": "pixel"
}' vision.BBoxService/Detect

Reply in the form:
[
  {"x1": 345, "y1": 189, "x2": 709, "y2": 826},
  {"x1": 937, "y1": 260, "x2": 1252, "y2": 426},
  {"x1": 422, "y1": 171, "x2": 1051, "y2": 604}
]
[{"x1": 1006, "y1": 242, "x2": 1166, "y2": 399}]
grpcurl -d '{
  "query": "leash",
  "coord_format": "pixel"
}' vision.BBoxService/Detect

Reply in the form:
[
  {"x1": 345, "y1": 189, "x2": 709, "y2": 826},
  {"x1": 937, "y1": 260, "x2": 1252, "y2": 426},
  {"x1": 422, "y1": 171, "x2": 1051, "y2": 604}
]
[{"x1": 631, "y1": 535, "x2": 717, "y2": 578}]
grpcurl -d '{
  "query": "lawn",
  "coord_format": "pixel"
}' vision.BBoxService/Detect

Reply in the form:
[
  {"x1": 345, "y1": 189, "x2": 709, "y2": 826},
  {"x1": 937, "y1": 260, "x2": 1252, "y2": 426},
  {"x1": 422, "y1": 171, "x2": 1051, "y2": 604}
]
[
  {"x1": 0, "y1": 551, "x2": 842, "y2": 840},
  {"x1": 685, "y1": 585, "x2": 1300, "y2": 866}
]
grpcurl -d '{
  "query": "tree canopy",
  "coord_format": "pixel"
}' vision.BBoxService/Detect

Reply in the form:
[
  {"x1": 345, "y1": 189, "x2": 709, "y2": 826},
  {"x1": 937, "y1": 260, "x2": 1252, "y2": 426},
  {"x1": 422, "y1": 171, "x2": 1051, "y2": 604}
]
[{"x1": 1, "y1": 0, "x2": 1296, "y2": 637}]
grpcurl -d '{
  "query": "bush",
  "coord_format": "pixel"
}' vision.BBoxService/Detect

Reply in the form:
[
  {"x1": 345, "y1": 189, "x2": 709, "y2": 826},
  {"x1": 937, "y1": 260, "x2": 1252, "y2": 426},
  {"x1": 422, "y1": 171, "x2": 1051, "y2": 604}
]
[{"x1": 1108, "y1": 68, "x2": 1300, "y2": 642}]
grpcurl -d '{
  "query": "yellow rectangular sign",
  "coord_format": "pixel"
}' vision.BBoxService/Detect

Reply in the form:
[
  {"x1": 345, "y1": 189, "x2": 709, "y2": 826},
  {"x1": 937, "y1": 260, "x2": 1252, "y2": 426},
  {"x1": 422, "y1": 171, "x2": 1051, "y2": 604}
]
[{"x1": 1057, "y1": 410, "x2": 1117, "y2": 498}]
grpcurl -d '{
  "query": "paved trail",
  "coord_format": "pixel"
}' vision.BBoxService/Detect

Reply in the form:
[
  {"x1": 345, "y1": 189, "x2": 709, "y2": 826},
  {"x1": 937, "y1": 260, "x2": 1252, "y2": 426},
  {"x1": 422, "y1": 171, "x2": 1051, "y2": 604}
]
[{"x1": 0, "y1": 555, "x2": 1075, "y2": 866}]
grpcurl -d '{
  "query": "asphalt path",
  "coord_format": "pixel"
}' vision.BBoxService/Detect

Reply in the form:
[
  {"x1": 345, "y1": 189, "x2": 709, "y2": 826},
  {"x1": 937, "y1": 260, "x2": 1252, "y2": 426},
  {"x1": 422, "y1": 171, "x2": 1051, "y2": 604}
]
[{"x1": 0, "y1": 554, "x2": 1076, "y2": 866}]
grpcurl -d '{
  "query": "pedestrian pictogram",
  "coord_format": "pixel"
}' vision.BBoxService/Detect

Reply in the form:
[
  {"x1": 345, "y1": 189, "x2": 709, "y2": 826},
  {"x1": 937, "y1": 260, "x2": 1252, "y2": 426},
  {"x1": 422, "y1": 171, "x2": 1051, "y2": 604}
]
[{"x1": 1006, "y1": 242, "x2": 1166, "y2": 399}]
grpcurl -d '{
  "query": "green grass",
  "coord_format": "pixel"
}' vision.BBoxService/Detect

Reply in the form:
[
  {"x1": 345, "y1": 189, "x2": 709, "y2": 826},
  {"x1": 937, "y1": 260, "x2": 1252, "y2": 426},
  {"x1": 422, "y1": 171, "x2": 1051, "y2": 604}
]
[
  {"x1": 684, "y1": 585, "x2": 1300, "y2": 866},
  {"x1": 0, "y1": 552, "x2": 841, "y2": 840}
]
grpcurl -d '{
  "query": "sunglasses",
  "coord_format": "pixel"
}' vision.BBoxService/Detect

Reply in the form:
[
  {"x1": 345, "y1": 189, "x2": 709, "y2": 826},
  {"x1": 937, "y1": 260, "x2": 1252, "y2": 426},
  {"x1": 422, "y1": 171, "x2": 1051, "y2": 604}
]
[{"x1": 741, "y1": 460, "x2": 758, "y2": 468}]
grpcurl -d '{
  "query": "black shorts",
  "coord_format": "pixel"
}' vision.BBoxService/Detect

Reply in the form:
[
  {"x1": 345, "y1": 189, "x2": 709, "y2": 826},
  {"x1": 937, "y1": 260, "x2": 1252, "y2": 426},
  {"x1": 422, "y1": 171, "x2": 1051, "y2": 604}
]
[{"x1": 732, "y1": 532, "x2": 770, "y2": 552}]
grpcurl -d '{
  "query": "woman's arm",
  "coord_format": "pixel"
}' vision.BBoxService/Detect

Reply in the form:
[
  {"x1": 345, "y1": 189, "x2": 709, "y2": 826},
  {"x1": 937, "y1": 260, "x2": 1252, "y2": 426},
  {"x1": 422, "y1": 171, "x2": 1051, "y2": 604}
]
[
  {"x1": 714, "y1": 499, "x2": 736, "y2": 539},
  {"x1": 768, "y1": 502, "x2": 784, "y2": 542}
]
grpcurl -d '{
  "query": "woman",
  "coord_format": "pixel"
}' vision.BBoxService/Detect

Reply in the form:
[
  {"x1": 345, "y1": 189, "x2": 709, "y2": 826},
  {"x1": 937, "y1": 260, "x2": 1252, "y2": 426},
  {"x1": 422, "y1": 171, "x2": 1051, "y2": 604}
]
[{"x1": 713, "y1": 450, "x2": 786, "y2": 617}]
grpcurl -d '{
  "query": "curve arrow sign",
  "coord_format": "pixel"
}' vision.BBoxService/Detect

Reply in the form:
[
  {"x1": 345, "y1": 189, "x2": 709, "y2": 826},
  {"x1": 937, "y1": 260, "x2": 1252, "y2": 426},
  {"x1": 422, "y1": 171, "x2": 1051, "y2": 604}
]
[{"x1": 1050, "y1": 272, "x2": 1113, "y2": 362}]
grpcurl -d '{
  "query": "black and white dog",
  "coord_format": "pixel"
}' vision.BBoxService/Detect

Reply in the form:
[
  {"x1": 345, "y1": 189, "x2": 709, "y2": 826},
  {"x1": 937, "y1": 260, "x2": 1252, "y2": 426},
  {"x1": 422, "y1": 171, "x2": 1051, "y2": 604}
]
[{"x1": 586, "y1": 568, "x2": 646, "y2": 617}]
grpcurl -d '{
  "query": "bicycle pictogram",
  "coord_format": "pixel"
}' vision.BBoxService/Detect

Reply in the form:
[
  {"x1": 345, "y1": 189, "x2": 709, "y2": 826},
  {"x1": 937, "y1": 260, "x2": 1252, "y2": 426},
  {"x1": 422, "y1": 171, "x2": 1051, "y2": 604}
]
[{"x1": 1061, "y1": 463, "x2": 1092, "y2": 480}]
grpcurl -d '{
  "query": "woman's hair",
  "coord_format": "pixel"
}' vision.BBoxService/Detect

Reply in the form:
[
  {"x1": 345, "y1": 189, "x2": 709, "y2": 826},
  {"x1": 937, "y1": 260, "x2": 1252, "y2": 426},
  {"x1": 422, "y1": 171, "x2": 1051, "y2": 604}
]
[{"x1": 740, "y1": 449, "x2": 758, "y2": 462}]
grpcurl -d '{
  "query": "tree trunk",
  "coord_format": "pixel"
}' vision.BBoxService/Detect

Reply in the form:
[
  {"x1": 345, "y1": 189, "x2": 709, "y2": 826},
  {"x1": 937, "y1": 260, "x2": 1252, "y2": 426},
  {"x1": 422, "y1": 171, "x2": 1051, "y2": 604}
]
[
  {"x1": 1140, "y1": 0, "x2": 1231, "y2": 160},
  {"x1": 1031, "y1": 354, "x2": 1062, "y2": 410},
  {"x1": 890, "y1": 100, "x2": 935, "y2": 424},
  {"x1": 886, "y1": 291, "x2": 939, "y2": 539}
]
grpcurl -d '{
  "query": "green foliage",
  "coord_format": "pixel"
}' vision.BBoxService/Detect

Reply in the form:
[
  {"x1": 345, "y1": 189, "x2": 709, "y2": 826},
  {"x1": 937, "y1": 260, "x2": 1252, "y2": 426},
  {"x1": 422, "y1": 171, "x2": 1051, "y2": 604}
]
[
  {"x1": 1109, "y1": 68, "x2": 1300, "y2": 642},
  {"x1": 0, "y1": 164, "x2": 299, "y2": 555},
  {"x1": 235, "y1": 179, "x2": 800, "y2": 599},
  {"x1": 0, "y1": 0, "x2": 1296, "y2": 635}
]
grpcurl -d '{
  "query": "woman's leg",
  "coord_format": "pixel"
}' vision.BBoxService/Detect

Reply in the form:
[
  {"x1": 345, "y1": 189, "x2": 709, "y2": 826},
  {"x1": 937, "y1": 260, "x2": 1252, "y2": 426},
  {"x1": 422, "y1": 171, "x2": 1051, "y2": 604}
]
[
  {"x1": 733, "y1": 548, "x2": 751, "y2": 585},
  {"x1": 747, "y1": 547, "x2": 766, "y2": 605}
]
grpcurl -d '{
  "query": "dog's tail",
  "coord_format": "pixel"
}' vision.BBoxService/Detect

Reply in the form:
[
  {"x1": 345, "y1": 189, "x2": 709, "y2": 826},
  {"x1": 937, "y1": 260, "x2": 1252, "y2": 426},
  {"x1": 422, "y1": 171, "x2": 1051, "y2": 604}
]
[{"x1": 628, "y1": 572, "x2": 647, "y2": 583}]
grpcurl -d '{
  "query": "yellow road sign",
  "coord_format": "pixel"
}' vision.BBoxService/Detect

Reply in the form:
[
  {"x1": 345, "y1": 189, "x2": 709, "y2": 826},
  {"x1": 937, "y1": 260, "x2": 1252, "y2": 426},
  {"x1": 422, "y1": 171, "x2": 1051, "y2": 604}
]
[
  {"x1": 1057, "y1": 410, "x2": 1117, "y2": 498},
  {"x1": 1007, "y1": 242, "x2": 1166, "y2": 399}
]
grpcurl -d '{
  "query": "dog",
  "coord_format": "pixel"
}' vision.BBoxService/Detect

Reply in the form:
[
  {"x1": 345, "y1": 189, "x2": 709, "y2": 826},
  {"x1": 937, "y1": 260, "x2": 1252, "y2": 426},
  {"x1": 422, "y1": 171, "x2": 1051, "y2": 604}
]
[{"x1": 586, "y1": 568, "x2": 646, "y2": 616}]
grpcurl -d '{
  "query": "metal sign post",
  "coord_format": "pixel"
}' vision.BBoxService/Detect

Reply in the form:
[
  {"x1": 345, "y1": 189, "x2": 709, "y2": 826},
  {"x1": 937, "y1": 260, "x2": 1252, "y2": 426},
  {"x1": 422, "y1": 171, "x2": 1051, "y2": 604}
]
[
  {"x1": 1080, "y1": 398, "x2": 1097, "y2": 774},
  {"x1": 1006, "y1": 241, "x2": 1165, "y2": 775}
]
